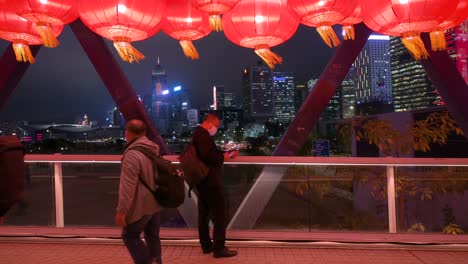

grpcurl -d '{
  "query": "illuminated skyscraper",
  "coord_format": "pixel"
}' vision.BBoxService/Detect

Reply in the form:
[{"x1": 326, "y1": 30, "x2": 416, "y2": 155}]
[
  {"x1": 390, "y1": 37, "x2": 437, "y2": 112},
  {"x1": 272, "y1": 72, "x2": 296, "y2": 123},
  {"x1": 355, "y1": 35, "x2": 393, "y2": 115},
  {"x1": 151, "y1": 58, "x2": 169, "y2": 133},
  {"x1": 247, "y1": 63, "x2": 274, "y2": 122}
]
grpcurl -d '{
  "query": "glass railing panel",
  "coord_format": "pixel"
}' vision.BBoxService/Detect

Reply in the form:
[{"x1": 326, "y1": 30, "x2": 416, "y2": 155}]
[
  {"x1": 395, "y1": 166, "x2": 468, "y2": 234},
  {"x1": 253, "y1": 165, "x2": 389, "y2": 231},
  {"x1": 3, "y1": 162, "x2": 55, "y2": 226},
  {"x1": 60, "y1": 162, "x2": 187, "y2": 227},
  {"x1": 61, "y1": 162, "x2": 120, "y2": 226},
  {"x1": 253, "y1": 165, "x2": 310, "y2": 230},
  {"x1": 223, "y1": 164, "x2": 263, "y2": 222}
]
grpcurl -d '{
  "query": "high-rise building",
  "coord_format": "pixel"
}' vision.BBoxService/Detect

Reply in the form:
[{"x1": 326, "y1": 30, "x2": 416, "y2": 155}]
[
  {"x1": 390, "y1": 37, "x2": 437, "y2": 112},
  {"x1": 213, "y1": 85, "x2": 225, "y2": 110},
  {"x1": 446, "y1": 20, "x2": 468, "y2": 85},
  {"x1": 294, "y1": 84, "x2": 307, "y2": 111},
  {"x1": 246, "y1": 63, "x2": 275, "y2": 122},
  {"x1": 151, "y1": 58, "x2": 170, "y2": 133},
  {"x1": 355, "y1": 35, "x2": 393, "y2": 115},
  {"x1": 241, "y1": 67, "x2": 252, "y2": 120},
  {"x1": 341, "y1": 78, "x2": 356, "y2": 119},
  {"x1": 272, "y1": 72, "x2": 296, "y2": 123},
  {"x1": 224, "y1": 92, "x2": 237, "y2": 108}
]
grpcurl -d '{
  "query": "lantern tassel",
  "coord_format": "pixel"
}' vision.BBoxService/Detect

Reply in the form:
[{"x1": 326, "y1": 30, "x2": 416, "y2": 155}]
[
  {"x1": 401, "y1": 32, "x2": 429, "y2": 60},
  {"x1": 12, "y1": 41, "x2": 35, "y2": 63},
  {"x1": 342, "y1": 25, "x2": 355, "y2": 40},
  {"x1": 316, "y1": 25, "x2": 341, "y2": 48},
  {"x1": 254, "y1": 44, "x2": 283, "y2": 69},
  {"x1": 179, "y1": 39, "x2": 200, "y2": 60},
  {"x1": 209, "y1": 14, "x2": 223, "y2": 32},
  {"x1": 113, "y1": 37, "x2": 145, "y2": 63},
  {"x1": 430, "y1": 30, "x2": 446, "y2": 51},
  {"x1": 36, "y1": 22, "x2": 59, "y2": 48}
]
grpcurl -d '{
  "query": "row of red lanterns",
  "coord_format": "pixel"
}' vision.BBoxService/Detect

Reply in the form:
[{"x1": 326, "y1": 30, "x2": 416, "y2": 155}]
[{"x1": 0, "y1": 0, "x2": 467, "y2": 67}]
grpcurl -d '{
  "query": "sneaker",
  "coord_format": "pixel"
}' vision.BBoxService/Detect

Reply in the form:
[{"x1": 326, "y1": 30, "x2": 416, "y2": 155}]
[{"x1": 213, "y1": 247, "x2": 237, "y2": 258}]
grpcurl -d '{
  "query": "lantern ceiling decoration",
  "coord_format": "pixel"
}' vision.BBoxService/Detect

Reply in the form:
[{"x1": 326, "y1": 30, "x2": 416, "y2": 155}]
[
  {"x1": 0, "y1": 4, "x2": 63, "y2": 63},
  {"x1": 361, "y1": 0, "x2": 459, "y2": 60},
  {"x1": 192, "y1": 0, "x2": 240, "y2": 32},
  {"x1": 12, "y1": 0, "x2": 78, "y2": 48},
  {"x1": 161, "y1": 0, "x2": 212, "y2": 60},
  {"x1": 222, "y1": 0, "x2": 299, "y2": 69},
  {"x1": 79, "y1": 0, "x2": 166, "y2": 63},
  {"x1": 340, "y1": 5, "x2": 362, "y2": 40},
  {"x1": 430, "y1": 0, "x2": 468, "y2": 51},
  {"x1": 288, "y1": 0, "x2": 358, "y2": 48}
]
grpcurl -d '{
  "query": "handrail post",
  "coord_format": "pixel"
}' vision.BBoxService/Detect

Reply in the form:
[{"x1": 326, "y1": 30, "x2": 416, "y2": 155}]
[
  {"x1": 53, "y1": 154, "x2": 64, "y2": 227},
  {"x1": 386, "y1": 165, "x2": 397, "y2": 233}
]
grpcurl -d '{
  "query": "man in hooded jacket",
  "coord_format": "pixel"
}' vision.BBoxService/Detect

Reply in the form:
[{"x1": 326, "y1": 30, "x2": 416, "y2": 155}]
[{"x1": 115, "y1": 119, "x2": 163, "y2": 264}]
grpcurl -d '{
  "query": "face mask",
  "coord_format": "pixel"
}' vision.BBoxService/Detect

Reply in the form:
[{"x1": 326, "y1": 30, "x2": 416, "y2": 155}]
[{"x1": 208, "y1": 126, "x2": 217, "y2": 136}]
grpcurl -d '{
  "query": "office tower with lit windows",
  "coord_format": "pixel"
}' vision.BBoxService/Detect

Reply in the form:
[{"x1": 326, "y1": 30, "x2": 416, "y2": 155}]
[
  {"x1": 390, "y1": 37, "x2": 437, "y2": 112},
  {"x1": 341, "y1": 78, "x2": 356, "y2": 119},
  {"x1": 151, "y1": 58, "x2": 170, "y2": 133},
  {"x1": 446, "y1": 20, "x2": 468, "y2": 85},
  {"x1": 213, "y1": 85, "x2": 225, "y2": 110},
  {"x1": 355, "y1": 35, "x2": 393, "y2": 115},
  {"x1": 294, "y1": 84, "x2": 307, "y2": 111},
  {"x1": 242, "y1": 63, "x2": 274, "y2": 122},
  {"x1": 272, "y1": 72, "x2": 296, "y2": 123}
]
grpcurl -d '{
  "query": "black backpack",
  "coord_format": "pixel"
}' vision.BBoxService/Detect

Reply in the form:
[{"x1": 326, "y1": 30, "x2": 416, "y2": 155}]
[{"x1": 128, "y1": 146, "x2": 185, "y2": 208}]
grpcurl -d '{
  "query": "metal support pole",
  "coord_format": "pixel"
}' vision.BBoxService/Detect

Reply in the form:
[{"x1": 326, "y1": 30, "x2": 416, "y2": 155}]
[
  {"x1": 386, "y1": 165, "x2": 397, "y2": 233},
  {"x1": 53, "y1": 155, "x2": 64, "y2": 228}
]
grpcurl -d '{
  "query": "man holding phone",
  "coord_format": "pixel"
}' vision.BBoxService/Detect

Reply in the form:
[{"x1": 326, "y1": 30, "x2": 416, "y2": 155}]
[{"x1": 191, "y1": 113, "x2": 238, "y2": 258}]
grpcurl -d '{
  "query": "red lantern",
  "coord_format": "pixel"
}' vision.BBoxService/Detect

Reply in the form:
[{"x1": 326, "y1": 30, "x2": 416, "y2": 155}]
[
  {"x1": 0, "y1": 4, "x2": 62, "y2": 63},
  {"x1": 192, "y1": 0, "x2": 240, "y2": 31},
  {"x1": 430, "y1": 0, "x2": 468, "y2": 51},
  {"x1": 341, "y1": 5, "x2": 362, "y2": 40},
  {"x1": 79, "y1": 1, "x2": 166, "y2": 63},
  {"x1": 161, "y1": 0, "x2": 212, "y2": 60},
  {"x1": 222, "y1": 0, "x2": 299, "y2": 69},
  {"x1": 288, "y1": 0, "x2": 358, "y2": 47},
  {"x1": 361, "y1": 0, "x2": 459, "y2": 60},
  {"x1": 12, "y1": 0, "x2": 78, "y2": 48}
]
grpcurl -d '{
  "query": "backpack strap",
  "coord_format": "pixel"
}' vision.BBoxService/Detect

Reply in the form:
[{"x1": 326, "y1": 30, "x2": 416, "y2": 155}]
[{"x1": 126, "y1": 146, "x2": 159, "y2": 193}]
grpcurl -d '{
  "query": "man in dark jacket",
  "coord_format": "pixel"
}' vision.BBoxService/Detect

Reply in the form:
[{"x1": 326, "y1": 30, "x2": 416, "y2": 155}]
[{"x1": 192, "y1": 113, "x2": 238, "y2": 258}]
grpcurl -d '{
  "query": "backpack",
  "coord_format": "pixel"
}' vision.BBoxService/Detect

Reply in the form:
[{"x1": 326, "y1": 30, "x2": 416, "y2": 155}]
[
  {"x1": 178, "y1": 143, "x2": 209, "y2": 195},
  {"x1": 128, "y1": 146, "x2": 185, "y2": 208}
]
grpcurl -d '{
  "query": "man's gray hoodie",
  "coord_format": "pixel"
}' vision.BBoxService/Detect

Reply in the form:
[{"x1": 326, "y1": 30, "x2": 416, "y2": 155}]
[{"x1": 117, "y1": 136, "x2": 162, "y2": 224}]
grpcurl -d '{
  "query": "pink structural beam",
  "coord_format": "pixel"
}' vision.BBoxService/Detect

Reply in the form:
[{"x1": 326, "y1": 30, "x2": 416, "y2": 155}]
[
  {"x1": 69, "y1": 19, "x2": 169, "y2": 154},
  {"x1": 0, "y1": 44, "x2": 41, "y2": 112},
  {"x1": 420, "y1": 32, "x2": 468, "y2": 139},
  {"x1": 273, "y1": 23, "x2": 373, "y2": 156}
]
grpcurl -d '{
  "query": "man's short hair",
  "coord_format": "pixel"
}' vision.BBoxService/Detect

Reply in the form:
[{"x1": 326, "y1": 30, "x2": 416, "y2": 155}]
[
  {"x1": 204, "y1": 113, "x2": 220, "y2": 123},
  {"x1": 126, "y1": 119, "x2": 146, "y2": 136}
]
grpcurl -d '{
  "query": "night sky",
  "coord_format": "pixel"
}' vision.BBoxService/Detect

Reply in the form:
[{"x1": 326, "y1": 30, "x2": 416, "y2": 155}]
[{"x1": 0, "y1": 22, "x2": 335, "y2": 124}]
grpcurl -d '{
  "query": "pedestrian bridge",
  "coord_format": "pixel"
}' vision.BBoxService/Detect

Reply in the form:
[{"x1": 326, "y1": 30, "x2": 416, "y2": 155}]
[{"x1": 1, "y1": 155, "x2": 468, "y2": 263}]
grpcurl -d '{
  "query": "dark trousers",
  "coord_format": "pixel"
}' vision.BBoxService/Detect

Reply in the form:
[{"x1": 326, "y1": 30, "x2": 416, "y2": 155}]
[
  {"x1": 196, "y1": 185, "x2": 227, "y2": 252},
  {"x1": 122, "y1": 212, "x2": 162, "y2": 264}
]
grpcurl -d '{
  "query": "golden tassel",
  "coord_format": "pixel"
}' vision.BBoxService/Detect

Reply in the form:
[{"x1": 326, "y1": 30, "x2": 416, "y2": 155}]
[
  {"x1": 401, "y1": 32, "x2": 429, "y2": 60},
  {"x1": 430, "y1": 30, "x2": 446, "y2": 51},
  {"x1": 316, "y1": 25, "x2": 341, "y2": 48},
  {"x1": 113, "y1": 36, "x2": 145, "y2": 63},
  {"x1": 342, "y1": 25, "x2": 355, "y2": 40},
  {"x1": 179, "y1": 39, "x2": 199, "y2": 60},
  {"x1": 12, "y1": 41, "x2": 35, "y2": 63},
  {"x1": 36, "y1": 21, "x2": 59, "y2": 48},
  {"x1": 254, "y1": 44, "x2": 283, "y2": 69},
  {"x1": 209, "y1": 14, "x2": 223, "y2": 32}
]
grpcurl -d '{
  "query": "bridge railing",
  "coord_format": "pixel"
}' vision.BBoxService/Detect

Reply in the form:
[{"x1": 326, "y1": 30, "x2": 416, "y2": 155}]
[{"x1": 3, "y1": 155, "x2": 467, "y2": 234}]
